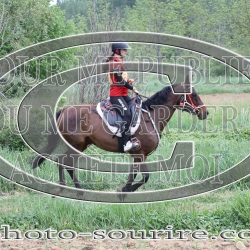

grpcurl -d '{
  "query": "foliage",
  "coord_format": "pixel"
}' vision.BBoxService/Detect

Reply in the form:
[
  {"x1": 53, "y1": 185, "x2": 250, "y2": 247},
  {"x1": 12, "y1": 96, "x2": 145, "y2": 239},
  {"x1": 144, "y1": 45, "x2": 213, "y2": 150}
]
[
  {"x1": 0, "y1": 0, "x2": 73, "y2": 54},
  {"x1": 0, "y1": 74, "x2": 34, "y2": 98},
  {"x1": 0, "y1": 125, "x2": 26, "y2": 151},
  {"x1": 0, "y1": 85, "x2": 28, "y2": 151},
  {"x1": 0, "y1": 0, "x2": 77, "y2": 80},
  {"x1": 230, "y1": 0, "x2": 250, "y2": 54},
  {"x1": 55, "y1": 0, "x2": 250, "y2": 81},
  {"x1": 1, "y1": 0, "x2": 250, "y2": 86},
  {"x1": 0, "y1": 178, "x2": 21, "y2": 193},
  {"x1": 58, "y1": 0, "x2": 136, "y2": 20},
  {"x1": 230, "y1": 190, "x2": 250, "y2": 227}
]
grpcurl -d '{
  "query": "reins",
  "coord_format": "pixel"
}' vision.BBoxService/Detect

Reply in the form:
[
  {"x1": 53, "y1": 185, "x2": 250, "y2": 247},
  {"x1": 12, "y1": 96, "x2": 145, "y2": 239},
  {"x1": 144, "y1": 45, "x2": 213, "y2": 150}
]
[
  {"x1": 135, "y1": 91, "x2": 203, "y2": 155},
  {"x1": 137, "y1": 94, "x2": 161, "y2": 155},
  {"x1": 174, "y1": 93, "x2": 205, "y2": 115}
]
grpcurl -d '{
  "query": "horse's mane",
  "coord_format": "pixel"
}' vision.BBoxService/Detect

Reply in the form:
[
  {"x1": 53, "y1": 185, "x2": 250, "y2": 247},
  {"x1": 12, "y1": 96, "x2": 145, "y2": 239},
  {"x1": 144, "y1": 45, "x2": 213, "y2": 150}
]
[{"x1": 143, "y1": 86, "x2": 172, "y2": 109}]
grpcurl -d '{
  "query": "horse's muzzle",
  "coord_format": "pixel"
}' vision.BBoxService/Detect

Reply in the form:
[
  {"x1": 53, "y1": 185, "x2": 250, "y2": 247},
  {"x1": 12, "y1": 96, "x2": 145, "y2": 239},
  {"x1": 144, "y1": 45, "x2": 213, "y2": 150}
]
[{"x1": 197, "y1": 110, "x2": 209, "y2": 120}]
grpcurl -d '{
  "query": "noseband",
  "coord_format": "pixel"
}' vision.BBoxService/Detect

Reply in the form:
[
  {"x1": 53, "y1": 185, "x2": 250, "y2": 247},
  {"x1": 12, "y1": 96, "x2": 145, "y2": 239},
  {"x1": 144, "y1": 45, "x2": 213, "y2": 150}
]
[{"x1": 174, "y1": 94, "x2": 205, "y2": 115}]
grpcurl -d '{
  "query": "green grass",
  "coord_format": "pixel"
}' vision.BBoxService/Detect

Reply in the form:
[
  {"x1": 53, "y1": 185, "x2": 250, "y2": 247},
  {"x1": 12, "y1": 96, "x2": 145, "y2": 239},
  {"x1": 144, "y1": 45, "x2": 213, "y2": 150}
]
[
  {"x1": 0, "y1": 81, "x2": 249, "y2": 234},
  {"x1": 0, "y1": 188, "x2": 249, "y2": 234}
]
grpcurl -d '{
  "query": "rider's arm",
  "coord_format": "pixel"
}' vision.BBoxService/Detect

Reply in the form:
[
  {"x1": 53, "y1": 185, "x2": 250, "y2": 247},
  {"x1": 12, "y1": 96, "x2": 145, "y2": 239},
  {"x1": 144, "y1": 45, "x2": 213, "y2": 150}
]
[
  {"x1": 113, "y1": 70, "x2": 134, "y2": 90},
  {"x1": 109, "y1": 60, "x2": 135, "y2": 91},
  {"x1": 114, "y1": 71, "x2": 139, "y2": 93}
]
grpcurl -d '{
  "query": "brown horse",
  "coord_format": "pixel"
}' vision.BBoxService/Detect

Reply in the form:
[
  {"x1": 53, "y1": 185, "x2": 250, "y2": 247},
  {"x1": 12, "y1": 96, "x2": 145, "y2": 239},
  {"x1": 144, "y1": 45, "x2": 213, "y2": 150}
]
[{"x1": 32, "y1": 83, "x2": 208, "y2": 192}]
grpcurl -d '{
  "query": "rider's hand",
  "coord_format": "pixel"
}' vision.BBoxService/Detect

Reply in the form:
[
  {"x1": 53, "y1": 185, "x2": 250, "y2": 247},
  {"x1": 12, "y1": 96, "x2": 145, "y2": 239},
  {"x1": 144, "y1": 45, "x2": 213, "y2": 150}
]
[
  {"x1": 133, "y1": 87, "x2": 140, "y2": 95},
  {"x1": 128, "y1": 79, "x2": 134, "y2": 84}
]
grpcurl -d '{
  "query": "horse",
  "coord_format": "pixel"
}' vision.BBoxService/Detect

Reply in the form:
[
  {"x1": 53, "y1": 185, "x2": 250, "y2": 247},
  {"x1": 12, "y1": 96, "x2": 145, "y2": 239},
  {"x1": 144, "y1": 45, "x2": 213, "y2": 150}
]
[{"x1": 32, "y1": 83, "x2": 208, "y2": 193}]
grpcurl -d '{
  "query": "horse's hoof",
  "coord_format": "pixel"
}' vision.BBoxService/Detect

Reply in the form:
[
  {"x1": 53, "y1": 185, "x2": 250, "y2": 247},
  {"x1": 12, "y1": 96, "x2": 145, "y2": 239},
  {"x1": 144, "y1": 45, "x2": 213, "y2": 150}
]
[
  {"x1": 121, "y1": 186, "x2": 133, "y2": 192},
  {"x1": 51, "y1": 187, "x2": 64, "y2": 196},
  {"x1": 77, "y1": 190, "x2": 84, "y2": 197},
  {"x1": 116, "y1": 188, "x2": 127, "y2": 202}
]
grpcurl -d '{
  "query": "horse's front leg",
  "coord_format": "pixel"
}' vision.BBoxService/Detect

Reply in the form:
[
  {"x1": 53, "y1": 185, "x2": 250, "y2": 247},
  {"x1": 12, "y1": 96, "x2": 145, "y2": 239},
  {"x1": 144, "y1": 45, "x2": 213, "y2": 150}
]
[
  {"x1": 121, "y1": 170, "x2": 138, "y2": 192},
  {"x1": 121, "y1": 155, "x2": 149, "y2": 192},
  {"x1": 58, "y1": 164, "x2": 66, "y2": 186}
]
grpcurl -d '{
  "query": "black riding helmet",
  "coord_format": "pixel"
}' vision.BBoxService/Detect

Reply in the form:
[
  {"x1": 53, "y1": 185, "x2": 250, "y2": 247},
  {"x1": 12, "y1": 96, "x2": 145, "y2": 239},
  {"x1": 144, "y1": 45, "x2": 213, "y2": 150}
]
[{"x1": 111, "y1": 40, "x2": 131, "y2": 54}]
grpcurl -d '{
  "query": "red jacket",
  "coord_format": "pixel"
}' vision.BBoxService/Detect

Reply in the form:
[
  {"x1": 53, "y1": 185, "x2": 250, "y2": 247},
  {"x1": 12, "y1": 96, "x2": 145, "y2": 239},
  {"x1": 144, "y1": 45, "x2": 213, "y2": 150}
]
[{"x1": 108, "y1": 55, "x2": 132, "y2": 96}]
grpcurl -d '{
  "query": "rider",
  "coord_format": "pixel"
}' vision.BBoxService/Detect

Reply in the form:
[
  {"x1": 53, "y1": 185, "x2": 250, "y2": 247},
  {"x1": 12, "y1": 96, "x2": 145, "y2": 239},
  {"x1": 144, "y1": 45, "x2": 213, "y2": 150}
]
[{"x1": 107, "y1": 40, "x2": 140, "y2": 152}]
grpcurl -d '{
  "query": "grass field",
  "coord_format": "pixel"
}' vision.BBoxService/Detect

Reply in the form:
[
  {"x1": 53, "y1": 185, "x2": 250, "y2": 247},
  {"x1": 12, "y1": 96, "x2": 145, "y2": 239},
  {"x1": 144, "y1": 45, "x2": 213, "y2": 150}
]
[
  {"x1": 0, "y1": 81, "x2": 249, "y2": 237},
  {"x1": 0, "y1": 188, "x2": 250, "y2": 234}
]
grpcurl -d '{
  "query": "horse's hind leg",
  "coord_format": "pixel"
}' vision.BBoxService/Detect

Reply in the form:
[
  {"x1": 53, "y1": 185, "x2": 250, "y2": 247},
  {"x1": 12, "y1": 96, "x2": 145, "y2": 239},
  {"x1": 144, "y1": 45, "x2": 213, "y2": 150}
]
[
  {"x1": 50, "y1": 161, "x2": 67, "y2": 196},
  {"x1": 59, "y1": 140, "x2": 90, "y2": 189},
  {"x1": 59, "y1": 148, "x2": 83, "y2": 188}
]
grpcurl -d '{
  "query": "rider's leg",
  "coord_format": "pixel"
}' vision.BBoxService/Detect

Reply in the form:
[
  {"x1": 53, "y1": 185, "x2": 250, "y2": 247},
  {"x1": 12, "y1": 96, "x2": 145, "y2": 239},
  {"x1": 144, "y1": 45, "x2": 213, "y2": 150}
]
[
  {"x1": 109, "y1": 96, "x2": 137, "y2": 151},
  {"x1": 110, "y1": 96, "x2": 130, "y2": 134}
]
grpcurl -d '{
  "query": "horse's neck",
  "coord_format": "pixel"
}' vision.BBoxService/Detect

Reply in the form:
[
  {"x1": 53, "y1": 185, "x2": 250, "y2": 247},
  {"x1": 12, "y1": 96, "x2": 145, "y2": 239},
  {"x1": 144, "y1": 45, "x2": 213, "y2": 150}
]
[
  {"x1": 149, "y1": 104, "x2": 176, "y2": 133},
  {"x1": 143, "y1": 91, "x2": 181, "y2": 134}
]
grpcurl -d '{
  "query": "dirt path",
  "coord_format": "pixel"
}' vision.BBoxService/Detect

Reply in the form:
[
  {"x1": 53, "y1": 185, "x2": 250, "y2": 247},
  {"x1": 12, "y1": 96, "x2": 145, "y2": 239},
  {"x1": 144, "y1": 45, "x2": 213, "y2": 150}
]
[
  {"x1": 1, "y1": 237, "x2": 250, "y2": 250},
  {"x1": 201, "y1": 93, "x2": 250, "y2": 105}
]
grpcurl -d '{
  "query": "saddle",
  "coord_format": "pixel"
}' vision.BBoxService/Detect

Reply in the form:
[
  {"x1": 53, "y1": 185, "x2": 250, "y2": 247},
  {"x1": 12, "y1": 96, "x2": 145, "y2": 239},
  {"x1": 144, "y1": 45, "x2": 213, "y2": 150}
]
[{"x1": 96, "y1": 97, "x2": 142, "y2": 137}]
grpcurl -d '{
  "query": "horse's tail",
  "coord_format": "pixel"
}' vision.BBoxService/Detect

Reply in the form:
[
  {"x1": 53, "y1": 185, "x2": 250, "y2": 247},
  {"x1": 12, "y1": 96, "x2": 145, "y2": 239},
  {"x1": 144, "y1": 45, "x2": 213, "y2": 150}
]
[{"x1": 32, "y1": 109, "x2": 63, "y2": 169}]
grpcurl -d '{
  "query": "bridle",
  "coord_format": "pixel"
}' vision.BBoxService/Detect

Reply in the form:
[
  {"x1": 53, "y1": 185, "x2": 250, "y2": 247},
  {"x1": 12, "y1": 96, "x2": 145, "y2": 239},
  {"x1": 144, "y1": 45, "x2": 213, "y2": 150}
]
[
  {"x1": 137, "y1": 92, "x2": 205, "y2": 155},
  {"x1": 139, "y1": 91, "x2": 205, "y2": 117},
  {"x1": 174, "y1": 93, "x2": 205, "y2": 116}
]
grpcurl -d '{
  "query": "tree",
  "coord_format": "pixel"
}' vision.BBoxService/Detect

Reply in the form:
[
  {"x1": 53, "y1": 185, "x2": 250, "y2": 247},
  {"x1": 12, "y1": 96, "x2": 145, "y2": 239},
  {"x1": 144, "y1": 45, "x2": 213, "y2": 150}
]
[
  {"x1": 57, "y1": 0, "x2": 86, "y2": 20},
  {"x1": 0, "y1": 0, "x2": 77, "y2": 79},
  {"x1": 124, "y1": 0, "x2": 185, "y2": 58},
  {"x1": 230, "y1": 0, "x2": 250, "y2": 54},
  {"x1": 70, "y1": 0, "x2": 125, "y2": 103},
  {"x1": 57, "y1": 0, "x2": 136, "y2": 20}
]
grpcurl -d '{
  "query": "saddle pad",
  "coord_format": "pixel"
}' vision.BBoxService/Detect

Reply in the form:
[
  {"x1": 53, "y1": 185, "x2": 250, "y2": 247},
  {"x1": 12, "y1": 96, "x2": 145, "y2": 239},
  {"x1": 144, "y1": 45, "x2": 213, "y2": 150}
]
[{"x1": 96, "y1": 99, "x2": 141, "y2": 137}]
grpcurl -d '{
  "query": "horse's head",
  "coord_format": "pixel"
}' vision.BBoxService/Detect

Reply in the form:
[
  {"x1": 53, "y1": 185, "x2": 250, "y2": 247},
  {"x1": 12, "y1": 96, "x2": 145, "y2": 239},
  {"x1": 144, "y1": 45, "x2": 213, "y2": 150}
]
[{"x1": 175, "y1": 88, "x2": 209, "y2": 120}]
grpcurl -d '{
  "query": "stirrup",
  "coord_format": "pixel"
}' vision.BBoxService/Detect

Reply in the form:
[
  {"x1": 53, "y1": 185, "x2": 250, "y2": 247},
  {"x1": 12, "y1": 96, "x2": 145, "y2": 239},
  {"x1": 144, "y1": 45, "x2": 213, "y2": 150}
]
[
  {"x1": 131, "y1": 137, "x2": 141, "y2": 150},
  {"x1": 123, "y1": 138, "x2": 141, "y2": 152}
]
